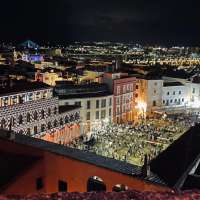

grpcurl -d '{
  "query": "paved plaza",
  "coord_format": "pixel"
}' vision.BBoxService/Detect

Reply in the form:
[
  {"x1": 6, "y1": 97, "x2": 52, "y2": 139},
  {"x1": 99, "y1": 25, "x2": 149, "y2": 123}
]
[{"x1": 67, "y1": 114, "x2": 198, "y2": 166}]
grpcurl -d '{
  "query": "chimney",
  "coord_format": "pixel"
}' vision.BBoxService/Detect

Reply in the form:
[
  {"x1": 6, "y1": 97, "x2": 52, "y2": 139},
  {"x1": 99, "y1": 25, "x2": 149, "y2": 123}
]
[{"x1": 141, "y1": 154, "x2": 150, "y2": 177}]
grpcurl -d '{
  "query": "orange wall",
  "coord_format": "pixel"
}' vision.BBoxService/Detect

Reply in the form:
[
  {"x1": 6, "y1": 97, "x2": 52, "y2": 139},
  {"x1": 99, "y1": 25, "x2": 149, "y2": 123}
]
[
  {"x1": 0, "y1": 137, "x2": 170, "y2": 195},
  {"x1": 1, "y1": 159, "x2": 46, "y2": 195}
]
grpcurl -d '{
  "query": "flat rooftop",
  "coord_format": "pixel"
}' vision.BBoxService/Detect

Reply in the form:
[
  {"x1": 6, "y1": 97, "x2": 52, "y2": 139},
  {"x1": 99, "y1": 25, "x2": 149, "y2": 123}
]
[
  {"x1": 59, "y1": 105, "x2": 81, "y2": 114},
  {"x1": 58, "y1": 91, "x2": 112, "y2": 99},
  {"x1": 163, "y1": 82, "x2": 184, "y2": 87},
  {"x1": 0, "y1": 82, "x2": 52, "y2": 95}
]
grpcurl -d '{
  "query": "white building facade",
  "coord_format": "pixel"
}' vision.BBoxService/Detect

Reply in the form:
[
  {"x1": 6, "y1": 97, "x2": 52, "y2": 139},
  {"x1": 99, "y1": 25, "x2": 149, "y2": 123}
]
[
  {"x1": 59, "y1": 92, "x2": 113, "y2": 133},
  {"x1": 162, "y1": 82, "x2": 189, "y2": 107}
]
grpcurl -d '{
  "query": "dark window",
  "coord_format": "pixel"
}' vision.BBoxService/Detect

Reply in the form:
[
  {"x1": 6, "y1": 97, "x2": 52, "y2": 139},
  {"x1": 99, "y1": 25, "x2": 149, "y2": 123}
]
[
  {"x1": 167, "y1": 92, "x2": 169, "y2": 95},
  {"x1": 65, "y1": 116, "x2": 69, "y2": 123},
  {"x1": 34, "y1": 126, "x2": 37, "y2": 134},
  {"x1": 54, "y1": 120, "x2": 57, "y2": 127},
  {"x1": 54, "y1": 107, "x2": 57, "y2": 115},
  {"x1": 153, "y1": 101, "x2": 156, "y2": 106},
  {"x1": 27, "y1": 113, "x2": 30, "y2": 122},
  {"x1": 163, "y1": 100, "x2": 165, "y2": 104},
  {"x1": 74, "y1": 101, "x2": 81, "y2": 106},
  {"x1": 11, "y1": 117, "x2": 14, "y2": 126},
  {"x1": 109, "y1": 108, "x2": 111, "y2": 116},
  {"x1": 96, "y1": 100, "x2": 99, "y2": 108},
  {"x1": 27, "y1": 128, "x2": 30, "y2": 136},
  {"x1": 173, "y1": 91, "x2": 175, "y2": 95},
  {"x1": 135, "y1": 93, "x2": 138, "y2": 98},
  {"x1": 36, "y1": 177, "x2": 43, "y2": 191},
  {"x1": 60, "y1": 118, "x2": 63, "y2": 125},
  {"x1": 179, "y1": 91, "x2": 181, "y2": 94},
  {"x1": 87, "y1": 112, "x2": 90, "y2": 120},
  {"x1": 136, "y1": 85, "x2": 138, "y2": 89},
  {"x1": 41, "y1": 110, "x2": 44, "y2": 119},
  {"x1": 65, "y1": 102, "x2": 69, "y2": 105},
  {"x1": 48, "y1": 108, "x2": 51, "y2": 116},
  {"x1": 101, "y1": 110, "x2": 106, "y2": 118},
  {"x1": 96, "y1": 111, "x2": 99, "y2": 119},
  {"x1": 109, "y1": 98, "x2": 112, "y2": 106},
  {"x1": 58, "y1": 180, "x2": 67, "y2": 192},
  {"x1": 19, "y1": 115, "x2": 22, "y2": 124},
  {"x1": 48, "y1": 122, "x2": 51, "y2": 129},
  {"x1": 34, "y1": 111, "x2": 37, "y2": 120},
  {"x1": 87, "y1": 101, "x2": 90, "y2": 109},
  {"x1": 101, "y1": 99, "x2": 106, "y2": 108},
  {"x1": 41, "y1": 124, "x2": 44, "y2": 132}
]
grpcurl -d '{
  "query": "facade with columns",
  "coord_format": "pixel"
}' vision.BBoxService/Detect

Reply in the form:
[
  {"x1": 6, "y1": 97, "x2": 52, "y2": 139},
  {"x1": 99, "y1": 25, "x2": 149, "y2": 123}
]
[{"x1": 0, "y1": 82, "x2": 82, "y2": 144}]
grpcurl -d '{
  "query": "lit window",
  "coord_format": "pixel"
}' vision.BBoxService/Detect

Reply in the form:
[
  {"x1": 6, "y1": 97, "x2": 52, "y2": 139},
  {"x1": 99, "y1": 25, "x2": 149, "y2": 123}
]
[
  {"x1": 123, "y1": 85, "x2": 126, "y2": 93},
  {"x1": 117, "y1": 86, "x2": 120, "y2": 95}
]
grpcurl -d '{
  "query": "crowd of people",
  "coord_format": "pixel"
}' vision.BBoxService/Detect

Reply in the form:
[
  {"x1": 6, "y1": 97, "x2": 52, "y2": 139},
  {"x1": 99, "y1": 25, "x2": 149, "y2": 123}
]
[{"x1": 65, "y1": 114, "x2": 194, "y2": 166}]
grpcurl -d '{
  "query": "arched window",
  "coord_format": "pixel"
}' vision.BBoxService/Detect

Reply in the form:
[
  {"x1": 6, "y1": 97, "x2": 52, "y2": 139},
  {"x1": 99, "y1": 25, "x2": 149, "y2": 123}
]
[
  {"x1": 27, "y1": 113, "x2": 30, "y2": 122},
  {"x1": 87, "y1": 176, "x2": 106, "y2": 192},
  {"x1": 34, "y1": 111, "x2": 37, "y2": 120},
  {"x1": 112, "y1": 184, "x2": 129, "y2": 192},
  {"x1": 41, "y1": 110, "x2": 44, "y2": 119},
  {"x1": 19, "y1": 115, "x2": 22, "y2": 124}
]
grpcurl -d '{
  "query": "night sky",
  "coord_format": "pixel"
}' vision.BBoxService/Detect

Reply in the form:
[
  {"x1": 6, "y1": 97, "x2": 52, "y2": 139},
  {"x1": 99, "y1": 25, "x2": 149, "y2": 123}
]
[{"x1": 1, "y1": 0, "x2": 200, "y2": 46}]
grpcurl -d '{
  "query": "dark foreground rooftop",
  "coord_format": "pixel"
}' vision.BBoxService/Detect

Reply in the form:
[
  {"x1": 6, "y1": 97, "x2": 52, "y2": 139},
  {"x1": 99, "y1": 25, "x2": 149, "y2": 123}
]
[
  {"x1": 150, "y1": 123, "x2": 200, "y2": 188},
  {"x1": 2, "y1": 190, "x2": 200, "y2": 200},
  {"x1": 0, "y1": 131, "x2": 166, "y2": 186}
]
